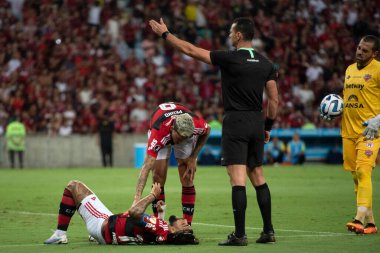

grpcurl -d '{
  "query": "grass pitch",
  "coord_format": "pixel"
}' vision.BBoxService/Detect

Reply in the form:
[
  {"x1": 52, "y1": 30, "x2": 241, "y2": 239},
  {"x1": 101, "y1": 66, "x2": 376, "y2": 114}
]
[{"x1": 0, "y1": 165, "x2": 379, "y2": 253}]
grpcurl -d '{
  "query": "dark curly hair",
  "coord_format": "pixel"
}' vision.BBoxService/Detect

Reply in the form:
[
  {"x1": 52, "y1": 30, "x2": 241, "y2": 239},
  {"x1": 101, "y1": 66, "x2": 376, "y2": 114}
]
[{"x1": 166, "y1": 231, "x2": 199, "y2": 245}]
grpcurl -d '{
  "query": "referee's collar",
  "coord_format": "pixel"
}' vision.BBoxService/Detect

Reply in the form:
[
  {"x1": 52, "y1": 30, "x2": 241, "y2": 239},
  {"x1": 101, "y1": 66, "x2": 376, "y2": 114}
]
[{"x1": 238, "y1": 47, "x2": 255, "y2": 58}]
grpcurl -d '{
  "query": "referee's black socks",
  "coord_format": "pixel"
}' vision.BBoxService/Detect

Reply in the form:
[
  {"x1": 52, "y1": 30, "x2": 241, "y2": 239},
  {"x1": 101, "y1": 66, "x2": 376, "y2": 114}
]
[
  {"x1": 255, "y1": 183, "x2": 274, "y2": 233},
  {"x1": 232, "y1": 186, "x2": 247, "y2": 238}
]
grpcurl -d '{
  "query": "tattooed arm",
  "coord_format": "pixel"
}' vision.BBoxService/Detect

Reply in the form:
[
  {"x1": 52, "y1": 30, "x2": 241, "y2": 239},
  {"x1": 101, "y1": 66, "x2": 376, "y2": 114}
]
[
  {"x1": 129, "y1": 182, "x2": 161, "y2": 219},
  {"x1": 133, "y1": 154, "x2": 156, "y2": 205}
]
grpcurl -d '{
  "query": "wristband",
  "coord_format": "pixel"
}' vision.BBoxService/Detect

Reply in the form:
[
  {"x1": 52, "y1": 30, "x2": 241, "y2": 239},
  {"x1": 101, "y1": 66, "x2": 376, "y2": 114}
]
[
  {"x1": 264, "y1": 118, "x2": 275, "y2": 131},
  {"x1": 161, "y1": 31, "x2": 170, "y2": 40}
]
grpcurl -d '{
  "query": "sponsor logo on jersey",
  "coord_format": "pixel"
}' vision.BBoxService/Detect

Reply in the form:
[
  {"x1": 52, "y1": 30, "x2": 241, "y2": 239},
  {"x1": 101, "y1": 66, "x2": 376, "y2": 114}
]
[
  {"x1": 148, "y1": 139, "x2": 158, "y2": 150},
  {"x1": 366, "y1": 142, "x2": 374, "y2": 148},
  {"x1": 365, "y1": 150, "x2": 373, "y2": 157},
  {"x1": 345, "y1": 95, "x2": 363, "y2": 108},
  {"x1": 363, "y1": 74, "x2": 372, "y2": 82},
  {"x1": 164, "y1": 110, "x2": 183, "y2": 118},
  {"x1": 347, "y1": 95, "x2": 358, "y2": 101},
  {"x1": 345, "y1": 103, "x2": 364, "y2": 108},
  {"x1": 345, "y1": 83, "x2": 364, "y2": 90},
  {"x1": 247, "y1": 59, "x2": 259, "y2": 62},
  {"x1": 147, "y1": 216, "x2": 157, "y2": 224}
]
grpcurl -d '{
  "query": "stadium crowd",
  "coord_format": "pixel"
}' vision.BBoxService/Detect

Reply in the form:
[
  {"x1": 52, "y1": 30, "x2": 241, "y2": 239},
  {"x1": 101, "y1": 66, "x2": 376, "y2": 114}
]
[{"x1": 0, "y1": 0, "x2": 379, "y2": 136}]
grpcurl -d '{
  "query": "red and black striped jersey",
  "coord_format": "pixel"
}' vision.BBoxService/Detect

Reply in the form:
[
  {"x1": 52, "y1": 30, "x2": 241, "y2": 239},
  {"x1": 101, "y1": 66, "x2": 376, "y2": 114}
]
[
  {"x1": 147, "y1": 102, "x2": 209, "y2": 158},
  {"x1": 104, "y1": 212, "x2": 168, "y2": 244}
]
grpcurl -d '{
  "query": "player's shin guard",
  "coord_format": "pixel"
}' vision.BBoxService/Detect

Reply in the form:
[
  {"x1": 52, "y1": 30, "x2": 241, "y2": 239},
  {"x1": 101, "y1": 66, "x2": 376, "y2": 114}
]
[
  {"x1": 356, "y1": 166, "x2": 372, "y2": 222},
  {"x1": 57, "y1": 189, "x2": 76, "y2": 231},
  {"x1": 152, "y1": 187, "x2": 165, "y2": 217},
  {"x1": 255, "y1": 183, "x2": 274, "y2": 233},
  {"x1": 232, "y1": 186, "x2": 247, "y2": 238},
  {"x1": 182, "y1": 186, "x2": 196, "y2": 225}
]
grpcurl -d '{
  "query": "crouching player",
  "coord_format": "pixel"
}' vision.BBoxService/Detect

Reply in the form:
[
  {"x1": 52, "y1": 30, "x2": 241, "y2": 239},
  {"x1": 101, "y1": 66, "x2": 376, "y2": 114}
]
[{"x1": 44, "y1": 180, "x2": 198, "y2": 245}]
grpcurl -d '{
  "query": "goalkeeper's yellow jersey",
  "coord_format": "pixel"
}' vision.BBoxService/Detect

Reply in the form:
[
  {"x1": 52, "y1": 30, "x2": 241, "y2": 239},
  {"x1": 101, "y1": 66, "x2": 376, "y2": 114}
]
[{"x1": 341, "y1": 59, "x2": 380, "y2": 138}]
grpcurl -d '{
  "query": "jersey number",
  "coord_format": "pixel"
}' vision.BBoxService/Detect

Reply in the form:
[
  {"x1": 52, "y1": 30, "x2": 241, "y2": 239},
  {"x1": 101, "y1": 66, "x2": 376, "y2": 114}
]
[{"x1": 159, "y1": 103, "x2": 177, "y2": 111}]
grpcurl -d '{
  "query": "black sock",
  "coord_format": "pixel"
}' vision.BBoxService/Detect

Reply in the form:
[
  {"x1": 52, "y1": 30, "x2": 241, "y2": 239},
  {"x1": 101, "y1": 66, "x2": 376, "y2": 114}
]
[
  {"x1": 232, "y1": 186, "x2": 246, "y2": 238},
  {"x1": 255, "y1": 183, "x2": 273, "y2": 233}
]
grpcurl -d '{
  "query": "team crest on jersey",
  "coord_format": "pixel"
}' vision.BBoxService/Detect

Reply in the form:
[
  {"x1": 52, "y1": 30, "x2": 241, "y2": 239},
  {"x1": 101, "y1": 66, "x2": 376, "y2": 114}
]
[
  {"x1": 366, "y1": 142, "x2": 374, "y2": 148},
  {"x1": 363, "y1": 74, "x2": 371, "y2": 81},
  {"x1": 144, "y1": 216, "x2": 157, "y2": 224},
  {"x1": 346, "y1": 75, "x2": 350, "y2": 79},
  {"x1": 364, "y1": 150, "x2": 373, "y2": 157}
]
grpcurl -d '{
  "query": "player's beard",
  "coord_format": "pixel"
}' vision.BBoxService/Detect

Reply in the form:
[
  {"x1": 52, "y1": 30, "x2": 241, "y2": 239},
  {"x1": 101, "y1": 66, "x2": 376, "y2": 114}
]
[{"x1": 356, "y1": 54, "x2": 372, "y2": 68}]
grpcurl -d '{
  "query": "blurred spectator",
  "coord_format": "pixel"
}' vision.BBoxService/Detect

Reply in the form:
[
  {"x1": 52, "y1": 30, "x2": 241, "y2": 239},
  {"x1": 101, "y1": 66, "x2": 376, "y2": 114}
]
[
  {"x1": 287, "y1": 132, "x2": 306, "y2": 165},
  {"x1": 0, "y1": 1, "x2": 377, "y2": 135},
  {"x1": 265, "y1": 136, "x2": 286, "y2": 165},
  {"x1": 5, "y1": 116, "x2": 26, "y2": 168},
  {"x1": 129, "y1": 101, "x2": 148, "y2": 133},
  {"x1": 207, "y1": 115, "x2": 222, "y2": 130},
  {"x1": 97, "y1": 113, "x2": 114, "y2": 168}
]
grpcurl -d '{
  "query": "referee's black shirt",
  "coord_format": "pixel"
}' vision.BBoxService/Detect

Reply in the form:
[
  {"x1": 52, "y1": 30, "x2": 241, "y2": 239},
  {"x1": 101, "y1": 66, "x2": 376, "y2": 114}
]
[{"x1": 210, "y1": 48, "x2": 277, "y2": 112}]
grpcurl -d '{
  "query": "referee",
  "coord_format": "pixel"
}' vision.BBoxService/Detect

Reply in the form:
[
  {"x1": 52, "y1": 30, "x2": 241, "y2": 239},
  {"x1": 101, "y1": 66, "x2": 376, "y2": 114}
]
[{"x1": 149, "y1": 17, "x2": 279, "y2": 246}]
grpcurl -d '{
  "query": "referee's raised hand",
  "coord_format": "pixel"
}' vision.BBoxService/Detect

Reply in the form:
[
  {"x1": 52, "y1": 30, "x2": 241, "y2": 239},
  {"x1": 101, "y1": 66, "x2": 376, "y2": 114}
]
[{"x1": 149, "y1": 18, "x2": 168, "y2": 37}]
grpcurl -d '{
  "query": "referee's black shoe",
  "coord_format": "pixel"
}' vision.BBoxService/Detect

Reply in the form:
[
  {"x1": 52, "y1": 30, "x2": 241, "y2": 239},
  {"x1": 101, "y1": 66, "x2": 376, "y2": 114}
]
[
  {"x1": 256, "y1": 231, "x2": 275, "y2": 244},
  {"x1": 218, "y1": 232, "x2": 248, "y2": 246}
]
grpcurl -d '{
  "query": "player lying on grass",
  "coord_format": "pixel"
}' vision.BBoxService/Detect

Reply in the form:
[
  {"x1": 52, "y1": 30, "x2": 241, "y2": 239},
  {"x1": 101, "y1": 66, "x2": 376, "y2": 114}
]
[{"x1": 44, "y1": 180, "x2": 199, "y2": 245}]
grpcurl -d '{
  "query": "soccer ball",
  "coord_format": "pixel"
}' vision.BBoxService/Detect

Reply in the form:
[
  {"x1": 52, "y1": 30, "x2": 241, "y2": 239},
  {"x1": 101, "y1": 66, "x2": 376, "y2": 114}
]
[{"x1": 320, "y1": 94, "x2": 343, "y2": 118}]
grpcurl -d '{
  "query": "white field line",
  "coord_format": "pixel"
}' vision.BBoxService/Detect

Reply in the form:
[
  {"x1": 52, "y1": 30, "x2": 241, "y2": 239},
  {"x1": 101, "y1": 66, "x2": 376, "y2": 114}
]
[
  {"x1": 193, "y1": 222, "x2": 349, "y2": 235},
  {"x1": 2, "y1": 210, "x2": 353, "y2": 244},
  {"x1": 0, "y1": 242, "x2": 92, "y2": 248}
]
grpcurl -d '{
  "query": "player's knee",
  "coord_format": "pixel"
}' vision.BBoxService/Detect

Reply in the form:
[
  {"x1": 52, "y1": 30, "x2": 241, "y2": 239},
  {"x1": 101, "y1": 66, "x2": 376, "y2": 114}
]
[
  {"x1": 152, "y1": 173, "x2": 165, "y2": 184},
  {"x1": 356, "y1": 166, "x2": 372, "y2": 181},
  {"x1": 177, "y1": 159, "x2": 187, "y2": 168}
]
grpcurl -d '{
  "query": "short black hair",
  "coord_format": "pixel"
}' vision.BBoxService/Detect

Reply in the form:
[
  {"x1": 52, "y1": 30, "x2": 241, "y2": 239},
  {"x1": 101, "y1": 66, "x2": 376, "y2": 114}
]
[
  {"x1": 362, "y1": 35, "x2": 380, "y2": 52},
  {"x1": 233, "y1": 17, "x2": 254, "y2": 41}
]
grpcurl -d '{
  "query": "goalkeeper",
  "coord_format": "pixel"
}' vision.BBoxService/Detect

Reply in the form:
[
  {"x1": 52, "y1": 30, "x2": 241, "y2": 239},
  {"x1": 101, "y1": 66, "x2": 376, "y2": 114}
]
[{"x1": 323, "y1": 35, "x2": 380, "y2": 234}]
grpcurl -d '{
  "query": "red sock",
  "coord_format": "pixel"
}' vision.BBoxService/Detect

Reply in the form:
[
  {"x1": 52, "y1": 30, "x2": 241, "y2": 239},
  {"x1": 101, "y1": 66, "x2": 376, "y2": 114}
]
[
  {"x1": 152, "y1": 187, "x2": 165, "y2": 217},
  {"x1": 57, "y1": 189, "x2": 76, "y2": 231},
  {"x1": 182, "y1": 186, "x2": 196, "y2": 224}
]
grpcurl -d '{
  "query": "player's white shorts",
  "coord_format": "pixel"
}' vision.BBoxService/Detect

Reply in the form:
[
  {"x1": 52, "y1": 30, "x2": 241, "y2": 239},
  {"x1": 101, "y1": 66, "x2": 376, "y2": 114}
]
[
  {"x1": 156, "y1": 135, "x2": 199, "y2": 160},
  {"x1": 78, "y1": 194, "x2": 113, "y2": 244}
]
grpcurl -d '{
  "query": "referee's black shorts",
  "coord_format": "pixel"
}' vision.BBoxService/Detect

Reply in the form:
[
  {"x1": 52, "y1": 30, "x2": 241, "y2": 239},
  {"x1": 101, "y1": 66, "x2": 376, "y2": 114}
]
[{"x1": 221, "y1": 111, "x2": 264, "y2": 168}]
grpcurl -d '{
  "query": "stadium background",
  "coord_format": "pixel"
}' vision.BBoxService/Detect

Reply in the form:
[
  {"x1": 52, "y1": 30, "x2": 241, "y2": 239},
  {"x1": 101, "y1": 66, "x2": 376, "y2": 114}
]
[{"x1": 0, "y1": 0, "x2": 379, "y2": 167}]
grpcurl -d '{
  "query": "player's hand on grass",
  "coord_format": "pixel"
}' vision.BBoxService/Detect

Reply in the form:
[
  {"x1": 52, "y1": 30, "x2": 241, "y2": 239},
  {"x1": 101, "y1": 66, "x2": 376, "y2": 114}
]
[
  {"x1": 150, "y1": 182, "x2": 161, "y2": 199},
  {"x1": 362, "y1": 115, "x2": 380, "y2": 140}
]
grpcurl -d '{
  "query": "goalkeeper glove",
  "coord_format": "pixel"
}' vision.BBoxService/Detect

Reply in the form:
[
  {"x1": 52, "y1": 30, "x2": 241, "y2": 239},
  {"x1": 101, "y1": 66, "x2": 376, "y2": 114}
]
[{"x1": 362, "y1": 114, "x2": 380, "y2": 140}]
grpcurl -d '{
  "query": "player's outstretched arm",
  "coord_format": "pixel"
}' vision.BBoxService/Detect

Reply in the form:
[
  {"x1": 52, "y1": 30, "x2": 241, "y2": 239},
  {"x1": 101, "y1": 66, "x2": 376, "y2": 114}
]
[
  {"x1": 129, "y1": 183, "x2": 161, "y2": 220},
  {"x1": 149, "y1": 18, "x2": 212, "y2": 65},
  {"x1": 363, "y1": 114, "x2": 380, "y2": 140},
  {"x1": 133, "y1": 155, "x2": 156, "y2": 205}
]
